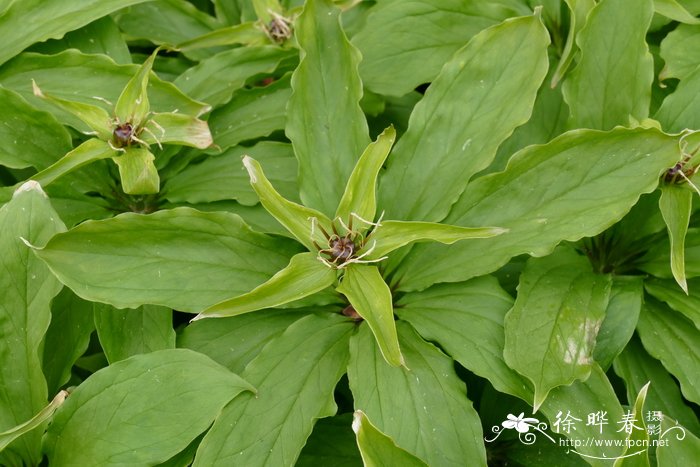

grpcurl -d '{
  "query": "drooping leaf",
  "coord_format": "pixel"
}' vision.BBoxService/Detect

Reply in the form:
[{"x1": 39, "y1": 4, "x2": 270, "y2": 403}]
[
  {"x1": 113, "y1": 147, "x2": 160, "y2": 195},
  {"x1": 193, "y1": 313, "x2": 354, "y2": 466},
  {"x1": 337, "y1": 265, "x2": 403, "y2": 367},
  {"x1": 352, "y1": 411, "x2": 428, "y2": 467},
  {"x1": 297, "y1": 414, "x2": 363, "y2": 467},
  {"x1": 562, "y1": 0, "x2": 654, "y2": 129},
  {"x1": 194, "y1": 252, "x2": 337, "y2": 320},
  {"x1": 43, "y1": 349, "x2": 255, "y2": 466},
  {"x1": 659, "y1": 23, "x2": 700, "y2": 81},
  {"x1": 286, "y1": 0, "x2": 370, "y2": 215},
  {"x1": 0, "y1": 182, "x2": 66, "y2": 465},
  {"x1": 0, "y1": 390, "x2": 68, "y2": 454},
  {"x1": 659, "y1": 184, "x2": 692, "y2": 293},
  {"x1": 34, "y1": 207, "x2": 301, "y2": 312},
  {"x1": 639, "y1": 228, "x2": 700, "y2": 280},
  {"x1": 378, "y1": 12, "x2": 550, "y2": 222},
  {"x1": 30, "y1": 139, "x2": 116, "y2": 188},
  {"x1": 0, "y1": 87, "x2": 72, "y2": 170},
  {"x1": 504, "y1": 247, "x2": 611, "y2": 411},
  {"x1": 656, "y1": 416, "x2": 700, "y2": 464},
  {"x1": 348, "y1": 322, "x2": 487, "y2": 466},
  {"x1": 645, "y1": 277, "x2": 700, "y2": 329},
  {"x1": 393, "y1": 127, "x2": 680, "y2": 292}
]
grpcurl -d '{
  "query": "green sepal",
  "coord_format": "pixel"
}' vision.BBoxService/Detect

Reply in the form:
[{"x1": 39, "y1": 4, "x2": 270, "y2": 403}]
[
  {"x1": 31, "y1": 139, "x2": 116, "y2": 187},
  {"x1": 337, "y1": 264, "x2": 404, "y2": 367},
  {"x1": 362, "y1": 220, "x2": 507, "y2": 260},
  {"x1": 114, "y1": 49, "x2": 158, "y2": 125},
  {"x1": 0, "y1": 391, "x2": 68, "y2": 454},
  {"x1": 253, "y1": 0, "x2": 283, "y2": 23},
  {"x1": 113, "y1": 147, "x2": 160, "y2": 195},
  {"x1": 352, "y1": 411, "x2": 428, "y2": 467},
  {"x1": 32, "y1": 80, "x2": 112, "y2": 139},
  {"x1": 336, "y1": 126, "x2": 395, "y2": 224},
  {"x1": 243, "y1": 155, "x2": 332, "y2": 251},
  {"x1": 612, "y1": 382, "x2": 650, "y2": 467},
  {"x1": 659, "y1": 184, "x2": 692, "y2": 293},
  {"x1": 143, "y1": 112, "x2": 212, "y2": 149},
  {"x1": 174, "y1": 22, "x2": 268, "y2": 51},
  {"x1": 193, "y1": 252, "x2": 337, "y2": 320}
]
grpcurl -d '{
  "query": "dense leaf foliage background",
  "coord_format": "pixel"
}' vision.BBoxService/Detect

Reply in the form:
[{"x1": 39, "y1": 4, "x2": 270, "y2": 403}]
[{"x1": 1, "y1": 0, "x2": 700, "y2": 465}]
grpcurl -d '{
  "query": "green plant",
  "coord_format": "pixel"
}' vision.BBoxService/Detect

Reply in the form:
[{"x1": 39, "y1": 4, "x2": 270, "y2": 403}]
[{"x1": 1, "y1": 0, "x2": 700, "y2": 466}]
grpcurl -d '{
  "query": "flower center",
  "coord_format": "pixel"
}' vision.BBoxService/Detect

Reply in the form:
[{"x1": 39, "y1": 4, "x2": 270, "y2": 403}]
[
  {"x1": 113, "y1": 122, "x2": 135, "y2": 148},
  {"x1": 328, "y1": 235, "x2": 356, "y2": 262}
]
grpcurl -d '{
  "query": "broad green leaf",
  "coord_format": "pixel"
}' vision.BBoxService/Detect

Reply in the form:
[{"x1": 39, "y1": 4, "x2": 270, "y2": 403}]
[
  {"x1": 659, "y1": 184, "x2": 692, "y2": 293},
  {"x1": 645, "y1": 278, "x2": 700, "y2": 328},
  {"x1": 113, "y1": 147, "x2": 160, "y2": 195},
  {"x1": 0, "y1": 87, "x2": 71, "y2": 170},
  {"x1": 286, "y1": 0, "x2": 370, "y2": 215},
  {"x1": 43, "y1": 349, "x2": 255, "y2": 466},
  {"x1": 656, "y1": 417, "x2": 700, "y2": 464},
  {"x1": 178, "y1": 308, "x2": 307, "y2": 374},
  {"x1": 164, "y1": 142, "x2": 298, "y2": 205},
  {"x1": 194, "y1": 252, "x2": 337, "y2": 319},
  {"x1": 94, "y1": 303, "x2": 175, "y2": 363},
  {"x1": 352, "y1": 0, "x2": 531, "y2": 96},
  {"x1": 297, "y1": 414, "x2": 362, "y2": 467},
  {"x1": 143, "y1": 112, "x2": 212, "y2": 149},
  {"x1": 115, "y1": 49, "x2": 158, "y2": 125},
  {"x1": 562, "y1": 0, "x2": 654, "y2": 129},
  {"x1": 336, "y1": 126, "x2": 396, "y2": 223},
  {"x1": 193, "y1": 313, "x2": 354, "y2": 466},
  {"x1": 31, "y1": 139, "x2": 116, "y2": 188},
  {"x1": 593, "y1": 276, "x2": 644, "y2": 370},
  {"x1": 337, "y1": 265, "x2": 403, "y2": 367},
  {"x1": 0, "y1": 0, "x2": 154, "y2": 66},
  {"x1": 174, "y1": 45, "x2": 295, "y2": 107},
  {"x1": 175, "y1": 22, "x2": 269, "y2": 51},
  {"x1": 395, "y1": 277, "x2": 532, "y2": 402},
  {"x1": 379, "y1": 13, "x2": 550, "y2": 222},
  {"x1": 659, "y1": 23, "x2": 700, "y2": 81},
  {"x1": 352, "y1": 411, "x2": 428, "y2": 467},
  {"x1": 655, "y1": 66, "x2": 700, "y2": 132},
  {"x1": 637, "y1": 300, "x2": 700, "y2": 405},
  {"x1": 0, "y1": 182, "x2": 65, "y2": 465},
  {"x1": 209, "y1": 75, "x2": 291, "y2": 150},
  {"x1": 551, "y1": 0, "x2": 596, "y2": 87},
  {"x1": 393, "y1": 127, "x2": 680, "y2": 292},
  {"x1": 0, "y1": 390, "x2": 67, "y2": 454},
  {"x1": 655, "y1": 0, "x2": 700, "y2": 24},
  {"x1": 34, "y1": 207, "x2": 300, "y2": 312},
  {"x1": 365, "y1": 220, "x2": 506, "y2": 260},
  {"x1": 242, "y1": 155, "x2": 332, "y2": 251},
  {"x1": 639, "y1": 228, "x2": 700, "y2": 279},
  {"x1": 504, "y1": 247, "x2": 611, "y2": 411},
  {"x1": 348, "y1": 322, "x2": 487, "y2": 466},
  {"x1": 42, "y1": 289, "x2": 95, "y2": 395},
  {"x1": 614, "y1": 336, "x2": 700, "y2": 436},
  {"x1": 613, "y1": 383, "x2": 650, "y2": 467}
]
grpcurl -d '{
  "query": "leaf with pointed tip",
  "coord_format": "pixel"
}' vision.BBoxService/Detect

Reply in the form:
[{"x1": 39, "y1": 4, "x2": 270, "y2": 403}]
[
  {"x1": 655, "y1": 0, "x2": 700, "y2": 24},
  {"x1": 613, "y1": 383, "x2": 650, "y2": 467},
  {"x1": 31, "y1": 139, "x2": 116, "y2": 188},
  {"x1": 352, "y1": 411, "x2": 428, "y2": 467},
  {"x1": 34, "y1": 208, "x2": 300, "y2": 312},
  {"x1": 286, "y1": 0, "x2": 370, "y2": 215},
  {"x1": 504, "y1": 247, "x2": 611, "y2": 412},
  {"x1": 175, "y1": 22, "x2": 268, "y2": 51},
  {"x1": 0, "y1": 390, "x2": 68, "y2": 454},
  {"x1": 195, "y1": 253, "x2": 336, "y2": 319},
  {"x1": 336, "y1": 126, "x2": 395, "y2": 223},
  {"x1": 659, "y1": 184, "x2": 692, "y2": 293},
  {"x1": 551, "y1": 0, "x2": 596, "y2": 87},
  {"x1": 337, "y1": 265, "x2": 403, "y2": 367},
  {"x1": 656, "y1": 66, "x2": 700, "y2": 132},
  {"x1": 639, "y1": 228, "x2": 700, "y2": 279},
  {"x1": 659, "y1": 24, "x2": 700, "y2": 81},
  {"x1": 298, "y1": 414, "x2": 363, "y2": 467},
  {"x1": 115, "y1": 49, "x2": 158, "y2": 125},
  {"x1": 645, "y1": 277, "x2": 700, "y2": 329},
  {"x1": 143, "y1": 112, "x2": 212, "y2": 149},
  {"x1": 113, "y1": 147, "x2": 160, "y2": 195},
  {"x1": 243, "y1": 155, "x2": 332, "y2": 251}
]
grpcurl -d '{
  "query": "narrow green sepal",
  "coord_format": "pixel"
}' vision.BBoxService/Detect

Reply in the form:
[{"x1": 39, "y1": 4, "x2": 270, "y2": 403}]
[
  {"x1": 352, "y1": 410, "x2": 428, "y2": 467},
  {"x1": 114, "y1": 49, "x2": 159, "y2": 125},
  {"x1": 0, "y1": 390, "x2": 69, "y2": 453},
  {"x1": 113, "y1": 147, "x2": 160, "y2": 195},
  {"x1": 142, "y1": 112, "x2": 212, "y2": 149},
  {"x1": 31, "y1": 139, "x2": 116, "y2": 187},
  {"x1": 174, "y1": 22, "x2": 268, "y2": 51},
  {"x1": 659, "y1": 184, "x2": 692, "y2": 293}
]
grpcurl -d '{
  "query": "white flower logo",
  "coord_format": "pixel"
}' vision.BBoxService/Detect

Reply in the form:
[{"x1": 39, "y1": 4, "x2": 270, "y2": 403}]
[{"x1": 502, "y1": 412, "x2": 540, "y2": 433}]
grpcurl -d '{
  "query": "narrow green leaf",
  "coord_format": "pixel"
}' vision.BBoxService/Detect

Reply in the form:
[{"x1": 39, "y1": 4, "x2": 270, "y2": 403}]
[
  {"x1": 645, "y1": 277, "x2": 700, "y2": 329},
  {"x1": 286, "y1": 0, "x2": 370, "y2": 215},
  {"x1": 394, "y1": 127, "x2": 680, "y2": 292},
  {"x1": 31, "y1": 139, "x2": 116, "y2": 188},
  {"x1": 656, "y1": 417, "x2": 700, "y2": 464},
  {"x1": 614, "y1": 336, "x2": 700, "y2": 436},
  {"x1": 551, "y1": 0, "x2": 596, "y2": 87},
  {"x1": 395, "y1": 277, "x2": 532, "y2": 402},
  {"x1": 352, "y1": 411, "x2": 428, "y2": 467},
  {"x1": 0, "y1": 0, "x2": 155, "y2": 66},
  {"x1": 243, "y1": 155, "x2": 332, "y2": 250},
  {"x1": 562, "y1": 0, "x2": 654, "y2": 129},
  {"x1": 175, "y1": 22, "x2": 269, "y2": 51},
  {"x1": 193, "y1": 313, "x2": 354, "y2": 466},
  {"x1": 298, "y1": 414, "x2": 363, "y2": 467},
  {"x1": 0, "y1": 87, "x2": 71, "y2": 170},
  {"x1": 194, "y1": 252, "x2": 336, "y2": 320},
  {"x1": 379, "y1": 12, "x2": 550, "y2": 222},
  {"x1": 613, "y1": 383, "x2": 650, "y2": 467},
  {"x1": 504, "y1": 247, "x2": 611, "y2": 411},
  {"x1": 34, "y1": 208, "x2": 300, "y2": 312},
  {"x1": 94, "y1": 303, "x2": 175, "y2": 363},
  {"x1": 114, "y1": 49, "x2": 158, "y2": 125},
  {"x1": 659, "y1": 184, "x2": 692, "y2": 293},
  {"x1": 655, "y1": 0, "x2": 700, "y2": 24},
  {"x1": 656, "y1": 65, "x2": 700, "y2": 132},
  {"x1": 659, "y1": 23, "x2": 700, "y2": 81},
  {"x1": 348, "y1": 322, "x2": 487, "y2": 466},
  {"x1": 639, "y1": 228, "x2": 700, "y2": 279},
  {"x1": 0, "y1": 182, "x2": 65, "y2": 465},
  {"x1": 336, "y1": 126, "x2": 396, "y2": 222},
  {"x1": 637, "y1": 300, "x2": 700, "y2": 405},
  {"x1": 365, "y1": 220, "x2": 506, "y2": 260},
  {"x1": 143, "y1": 112, "x2": 212, "y2": 149},
  {"x1": 0, "y1": 390, "x2": 68, "y2": 454},
  {"x1": 43, "y1": 349, "x2": 255, "y2": 466},
  {"x1": 113, "y1": 147, "x2": 160, "y2": 195},
  {"x1": 337, "y1": 265, "x2": 403, "y2": 367}
]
